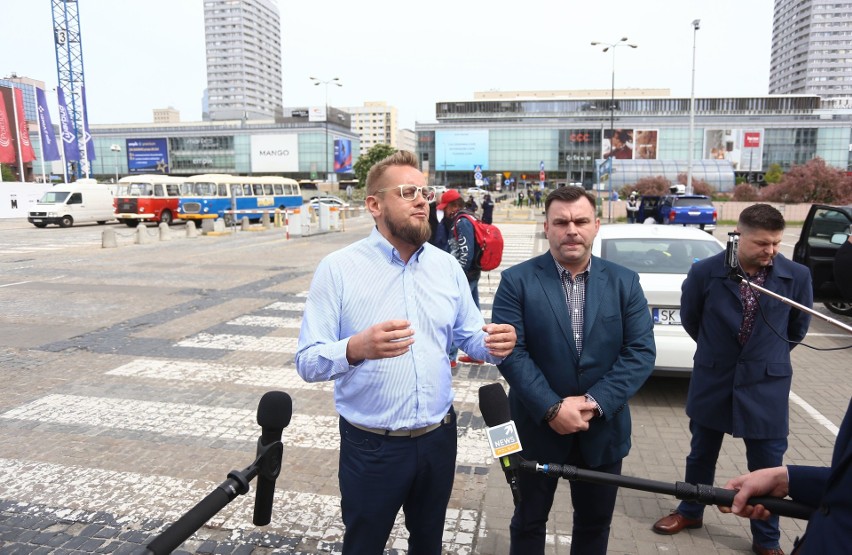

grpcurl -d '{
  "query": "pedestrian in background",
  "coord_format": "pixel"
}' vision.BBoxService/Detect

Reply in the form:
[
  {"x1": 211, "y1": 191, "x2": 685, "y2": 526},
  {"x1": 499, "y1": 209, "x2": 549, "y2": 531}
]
[
  {"x1": 296, "y1": 150, "x2": 517, "y2": 554},
  {"x1": 481, "y1": 193, "x2": 494, "y2": 225},
  {"x1": 652, "y1": 204, "x2": 813, "y2": 555}
]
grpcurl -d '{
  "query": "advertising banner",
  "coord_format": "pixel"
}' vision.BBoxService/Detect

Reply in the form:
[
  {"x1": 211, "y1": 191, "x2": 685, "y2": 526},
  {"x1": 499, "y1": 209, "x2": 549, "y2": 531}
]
[
  {"x1": 12, "y1": 88, "x2": 35, "y2": 163},
  {"x1": 308, "y1": 106, "x2": 326, "y2": 123},
  {"x1": 435, "y1": 129, "x2": 489, "y2": 171},
  {"x1": 334, "y1": 138, "x2": 352, "y2": 173},
  {"x1": 634, "y1": 129, "x2": 658, "y2": 160},
  {"x1": 81, "y1": 86, "x2": 95, "y2": 161},
  {"x1": 0, "y1": 87, "x2": 14, "y2": 163},
  {"x1": 127, "y1": 138, "x2": 169, "y2": 173},
  {"x1": 704, "y1": 129, "x2": 763, "y2": 171},
  {"x1": 35, "y1": 87, "x2": 60, "y2": 161},
  {"x1": 603, "y1": 129, "x2": 634, "y2": 160},
  {"x1": 250, "y1": 134, "x2": 299, "y2": 172},
  {"x1": 57, "y1": 87, "x2": 80, "y2": 162}
]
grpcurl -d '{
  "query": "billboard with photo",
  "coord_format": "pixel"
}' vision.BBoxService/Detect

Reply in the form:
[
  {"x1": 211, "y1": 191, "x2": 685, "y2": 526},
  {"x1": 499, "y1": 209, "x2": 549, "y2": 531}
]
[
  {"x1": 250, "y1": 134, "x2": 299, "y2": 172},
  {"x1": 126, "y1": 138, "x2": 169, "y2": 173},
  {"x1": 704, "y1": 129, "x2": 764, "y2": 171},
  {"x1": 435, "y1": 129, "x2": 489, "y2": 171},
  {"x1": 334, "y1": 138, "x2": 352, "y2": 172},
  {"x1": 602, "y1": 129, "x2": 634, "y2": 160},
  {"x1": 634, "y1": 129, "x2": 658, "y2": 160}
]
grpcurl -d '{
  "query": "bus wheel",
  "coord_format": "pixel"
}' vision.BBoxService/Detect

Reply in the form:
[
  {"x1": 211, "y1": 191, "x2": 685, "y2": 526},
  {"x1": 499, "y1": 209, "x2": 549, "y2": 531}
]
[
  {"x1": 124, "y1": 219, "x2": 137, "y2": 227},
  {"x1": 59, "y1": 215, "x2": 74, "y2": 228},
  {"x1": 160, "y1": 210, "x2": 173, "y2": 225}
]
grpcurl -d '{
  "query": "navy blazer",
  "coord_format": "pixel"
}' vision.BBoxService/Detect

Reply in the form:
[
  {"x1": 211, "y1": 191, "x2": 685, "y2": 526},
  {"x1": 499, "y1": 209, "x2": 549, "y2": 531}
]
[
  {"x1": 681, "y1": 252, "x2": 812, "y2": 439},
  {"x1": 492, "y1": 252, "x2": 656, "y2": 468},
  {"x1": 788, "y1": 398, "x2": 852, "y2": 554}
]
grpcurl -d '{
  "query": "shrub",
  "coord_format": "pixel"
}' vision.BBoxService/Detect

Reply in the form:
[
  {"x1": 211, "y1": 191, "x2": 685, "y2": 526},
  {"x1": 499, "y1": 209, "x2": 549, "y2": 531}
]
[{"x1": 732, "y1": 183, "x2": 759, "y2": 201}]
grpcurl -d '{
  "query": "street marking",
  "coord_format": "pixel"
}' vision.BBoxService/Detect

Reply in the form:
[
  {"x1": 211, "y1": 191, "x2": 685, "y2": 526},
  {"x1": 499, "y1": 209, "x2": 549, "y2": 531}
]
[
  {"x1": 228, "y1": 315, "x2": 302, "y2": 328},
  {"x1": 789, "y1": 391, "x2": 840, "y2": 436},
  {"x1": 263, "y1": 301, "x2": 305, "y2": 312},
  {"x1": 0, "y1": 275, "x2": 67, "y2": 288},
  {"x1": 176, "y1": 333, "x2": 299, "y2": 353}
]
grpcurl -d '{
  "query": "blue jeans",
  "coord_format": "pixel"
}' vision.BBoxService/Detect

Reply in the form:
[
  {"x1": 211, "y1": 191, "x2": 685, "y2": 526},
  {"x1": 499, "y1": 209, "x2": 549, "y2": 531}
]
[
  {"x1": 338, "y1": 410, "x2": 457, "y2": 554},
  {"x1": 677, "y1": 420, "x2": 787, "y2": 548}
]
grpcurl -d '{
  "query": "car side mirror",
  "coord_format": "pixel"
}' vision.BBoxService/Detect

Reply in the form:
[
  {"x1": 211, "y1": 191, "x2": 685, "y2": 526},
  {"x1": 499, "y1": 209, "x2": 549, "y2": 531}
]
[{"x1": 830, "y1": 232, "x2": 849, "y2": 245}]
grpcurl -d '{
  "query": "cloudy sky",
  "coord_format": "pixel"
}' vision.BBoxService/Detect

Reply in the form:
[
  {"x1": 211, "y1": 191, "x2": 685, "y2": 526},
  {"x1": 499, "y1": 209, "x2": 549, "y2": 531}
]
[{"x1": 2, "y1": 0, "x2": 773, "y2": 129}]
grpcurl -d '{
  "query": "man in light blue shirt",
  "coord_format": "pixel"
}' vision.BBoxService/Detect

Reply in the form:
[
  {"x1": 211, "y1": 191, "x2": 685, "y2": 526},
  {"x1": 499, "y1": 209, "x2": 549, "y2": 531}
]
[{"x1": 296, "y1": 150, "x2": 516, "y2": 555}]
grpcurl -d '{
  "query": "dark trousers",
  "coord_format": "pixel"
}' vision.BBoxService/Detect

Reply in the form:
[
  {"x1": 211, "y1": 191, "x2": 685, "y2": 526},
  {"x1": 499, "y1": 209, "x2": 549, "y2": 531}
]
[
  {"x1": 338, "y1": 410, "x2": 457, "y2": 555},
  {"x1": 677, "y1": 420, "x2": 787, "y2": 548},
  {"x1": 510, "y1": 443, "x2": 622, "y2": 555}
]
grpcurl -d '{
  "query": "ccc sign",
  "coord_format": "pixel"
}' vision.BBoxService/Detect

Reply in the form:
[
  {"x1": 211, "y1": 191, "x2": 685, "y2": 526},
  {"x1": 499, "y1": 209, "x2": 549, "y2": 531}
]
[{"x1": 569, "y1": 132, "x2": 593, "y2": 143}]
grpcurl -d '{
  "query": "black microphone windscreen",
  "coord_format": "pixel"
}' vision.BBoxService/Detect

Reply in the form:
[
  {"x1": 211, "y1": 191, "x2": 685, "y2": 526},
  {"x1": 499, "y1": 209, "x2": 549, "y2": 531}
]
[
  {"x1": 479, "y1": 383, "x2": 511, "y2": 427},
  {"x1": 257, "y1": 391, "x2": 293, "y2": 430}
]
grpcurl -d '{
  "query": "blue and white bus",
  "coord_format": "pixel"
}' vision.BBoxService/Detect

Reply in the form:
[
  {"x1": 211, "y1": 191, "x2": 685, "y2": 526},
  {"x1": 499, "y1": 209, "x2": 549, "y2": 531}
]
[{"x1": 177, "y1": 174, "x2": 302, "y2": 225}]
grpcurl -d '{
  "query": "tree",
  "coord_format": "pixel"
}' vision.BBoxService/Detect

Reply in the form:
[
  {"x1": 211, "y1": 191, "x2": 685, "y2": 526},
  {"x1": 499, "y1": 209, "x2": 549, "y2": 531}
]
[
  {"x1": 630, "y1": 176, "x2": 671, "y2": 196},
  {"x1": 760, "y1": 157, "x2": 852, "y2": 204},
  {"x1": 732, "y1": 183, "x2": 759, "y2": 201},
  {"x1": 1, "y1": 164, "x2": 16, "y2": 182},
  {"x1": 353, "y1": 144, "x2": 397, "y2": 189},
  {"x1": 676, "y1": 173, "x2": 715, "y2": 196},
  {"x1": 764, "y1": 163, "x2": 783, "y2": 184}
]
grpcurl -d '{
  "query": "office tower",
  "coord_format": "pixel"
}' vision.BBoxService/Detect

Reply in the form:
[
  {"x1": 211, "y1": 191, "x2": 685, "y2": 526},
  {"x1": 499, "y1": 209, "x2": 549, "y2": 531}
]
[
  {"x1": 346, "y1": 101, "x2": 399, "y2": 154},
  {"x1": 770, "y1": 0, "x2": 852, "y2": 106},
  {"x1": 204, "y1": 0, "x2": 283, "y2": 121}
]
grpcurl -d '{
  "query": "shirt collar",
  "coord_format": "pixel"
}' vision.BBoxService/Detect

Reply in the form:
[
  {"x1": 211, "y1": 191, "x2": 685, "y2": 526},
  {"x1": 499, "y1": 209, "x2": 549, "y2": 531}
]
[
  {"x1": 551, "y1": 251, "x2": 591, "y2": 279},
  {"x1": 368, "y1": 226, "x2": 426, "y2": 265}
]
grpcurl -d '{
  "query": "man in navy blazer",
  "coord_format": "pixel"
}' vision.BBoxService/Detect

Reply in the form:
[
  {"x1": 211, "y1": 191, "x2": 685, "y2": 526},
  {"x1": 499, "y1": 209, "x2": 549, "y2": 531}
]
[
  {"x1": 492, "y1": 186, "x2": 656, "y2": 555},
  {"x1": 653, "y1": 204, "x2": 812, "y2": 555},
  {"x1": 722, "y1": 398, "x2": 852, "y2": 554}
]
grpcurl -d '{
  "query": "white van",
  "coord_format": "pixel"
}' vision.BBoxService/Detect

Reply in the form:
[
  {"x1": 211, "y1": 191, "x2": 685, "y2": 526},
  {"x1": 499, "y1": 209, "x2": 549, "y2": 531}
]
[{"x1": 28, "y1": 182, "x2": 116, "y2": 228}]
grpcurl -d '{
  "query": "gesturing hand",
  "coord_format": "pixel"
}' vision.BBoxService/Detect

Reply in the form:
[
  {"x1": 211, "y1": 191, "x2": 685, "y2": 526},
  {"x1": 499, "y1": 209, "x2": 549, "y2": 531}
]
[{"x1": 346, "y1": 320, "x2": 415, "y2": 364}]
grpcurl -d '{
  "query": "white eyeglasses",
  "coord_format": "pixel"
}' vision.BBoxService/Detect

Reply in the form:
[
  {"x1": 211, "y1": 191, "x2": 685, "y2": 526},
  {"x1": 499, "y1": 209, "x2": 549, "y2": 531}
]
[{"x1": 374, "y1": 184, "x2": 436, "y2": 202}]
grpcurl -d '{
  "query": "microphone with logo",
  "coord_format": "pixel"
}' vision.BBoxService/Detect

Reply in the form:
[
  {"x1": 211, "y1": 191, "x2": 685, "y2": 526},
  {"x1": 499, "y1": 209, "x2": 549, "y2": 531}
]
[
  {"x1": 145, "y1": 391, "x2": 292, "y2": 555},
  {"x1": 478, "y1": 383, "x2": 523, "y2": 505}
]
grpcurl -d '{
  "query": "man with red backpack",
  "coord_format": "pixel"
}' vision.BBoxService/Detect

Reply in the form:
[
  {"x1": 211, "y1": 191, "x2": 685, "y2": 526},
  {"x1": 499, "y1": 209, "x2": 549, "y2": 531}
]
[{"x1": 438, "y1": 189, "x2": 484, "y2": 364}]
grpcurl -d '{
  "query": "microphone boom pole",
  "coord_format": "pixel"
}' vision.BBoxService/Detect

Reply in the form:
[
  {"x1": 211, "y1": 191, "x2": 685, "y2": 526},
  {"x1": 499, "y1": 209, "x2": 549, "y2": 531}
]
[{"x1": 520, "y1": 460, "x2": 814, "y2": 521}]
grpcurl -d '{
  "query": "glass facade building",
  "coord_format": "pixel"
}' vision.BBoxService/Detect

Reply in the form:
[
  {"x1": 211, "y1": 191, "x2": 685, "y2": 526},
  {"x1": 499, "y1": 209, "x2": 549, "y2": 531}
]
[{"x1": 415, "y1": 93, "x2": 852, "y2": 192}]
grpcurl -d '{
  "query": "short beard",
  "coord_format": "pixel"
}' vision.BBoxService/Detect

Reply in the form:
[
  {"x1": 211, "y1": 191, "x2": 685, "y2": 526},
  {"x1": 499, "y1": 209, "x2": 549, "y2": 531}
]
[{"x1": 384, "y1": 213, "x2": 430, "y2": 248}]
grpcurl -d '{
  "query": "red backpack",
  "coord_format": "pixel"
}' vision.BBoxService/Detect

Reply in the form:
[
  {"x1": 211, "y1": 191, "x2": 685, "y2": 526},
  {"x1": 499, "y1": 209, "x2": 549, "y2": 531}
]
[{"x1": 452, "y1": 213, "x2": 504, "y2": 271}]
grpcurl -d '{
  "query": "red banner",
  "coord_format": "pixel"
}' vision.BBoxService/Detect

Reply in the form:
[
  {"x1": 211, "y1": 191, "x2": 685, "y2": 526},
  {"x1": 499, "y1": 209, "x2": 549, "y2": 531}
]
[
  {"x1": 13, "y1": 87, "x2": 35, "y2": 162},
  {"x1": 0, "y1": 86, "x2": 15, "y2": 163}
]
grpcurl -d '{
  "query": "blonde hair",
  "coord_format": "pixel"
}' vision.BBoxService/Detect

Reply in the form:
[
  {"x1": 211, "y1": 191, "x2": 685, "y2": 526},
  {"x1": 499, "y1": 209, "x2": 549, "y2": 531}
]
[{"x1": 366, "y1": 150, "x2": 419, "y2": 195}]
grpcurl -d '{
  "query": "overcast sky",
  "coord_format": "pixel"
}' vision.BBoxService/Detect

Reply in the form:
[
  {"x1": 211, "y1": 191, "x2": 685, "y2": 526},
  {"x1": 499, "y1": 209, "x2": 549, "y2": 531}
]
[{"x1": 3, "y1": 0, "x2": 774, "y2": 130}]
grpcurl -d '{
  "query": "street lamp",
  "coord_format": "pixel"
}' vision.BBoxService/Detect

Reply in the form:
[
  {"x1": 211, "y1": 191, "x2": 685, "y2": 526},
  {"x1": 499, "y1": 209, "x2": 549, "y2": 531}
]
[
  {"x1": 309, "y1": 76, "x2": 342, "y2": 181},
  {"x1": 686, "y1": 19, "x2": 700, "y2": 195},
  {"x1": 591, "y1": 37, "x2": 637, "y2": 221},
  {"x1": 110, "y1": 144, "x2": 121, "y2": 183}
]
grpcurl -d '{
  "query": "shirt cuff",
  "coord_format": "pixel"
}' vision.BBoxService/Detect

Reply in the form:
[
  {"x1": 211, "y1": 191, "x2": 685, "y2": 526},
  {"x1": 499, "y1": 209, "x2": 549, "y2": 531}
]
[{"x1": 585, "y1": 393, "x2": 604, "y2": 417}]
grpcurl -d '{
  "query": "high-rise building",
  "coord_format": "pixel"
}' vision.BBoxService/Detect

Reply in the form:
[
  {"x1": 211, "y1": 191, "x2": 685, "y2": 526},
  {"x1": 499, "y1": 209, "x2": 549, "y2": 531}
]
[
  {"x1": 770, "y1": 0, "x2": 852, "y2": 106},
  {"x1": 346, "y1": 101, "x2": 399, "y2": 154},
  {"x1": 153, "y1": 107, "x2": 180, "y2": 124},
  {"x1": 204, "y1": 0, "x2": 283, "y2": 121}
]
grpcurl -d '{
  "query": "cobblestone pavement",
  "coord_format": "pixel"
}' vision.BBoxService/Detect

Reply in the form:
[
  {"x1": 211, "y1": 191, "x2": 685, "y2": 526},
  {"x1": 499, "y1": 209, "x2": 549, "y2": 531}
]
[{"x1": 0, "y1": 211, "x2": 849, "y2": 554}]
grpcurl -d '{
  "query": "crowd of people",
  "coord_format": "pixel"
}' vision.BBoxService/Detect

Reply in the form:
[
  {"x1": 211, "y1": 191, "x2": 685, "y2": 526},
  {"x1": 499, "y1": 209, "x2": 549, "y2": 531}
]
[{"x1": 295, "y1": 150, "x2": 850, "y2": 555}]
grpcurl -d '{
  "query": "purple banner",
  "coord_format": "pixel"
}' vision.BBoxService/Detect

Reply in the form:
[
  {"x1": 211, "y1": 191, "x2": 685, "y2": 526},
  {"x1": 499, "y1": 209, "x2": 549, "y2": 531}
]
[
  {"x1": 35, "y1": 88, "x2": 60, "y2": 161},
  {"x1": 81, "y1": 85, "x2": 95, "y2": 161},
  {"x1": 57, "y1": 87, "x2": 80, "y2": 161}
]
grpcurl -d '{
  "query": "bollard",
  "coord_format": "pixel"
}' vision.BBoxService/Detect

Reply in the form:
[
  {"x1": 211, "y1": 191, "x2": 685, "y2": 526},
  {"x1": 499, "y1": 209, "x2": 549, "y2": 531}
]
[
  {"x1": 102, "y1": 228, "x2": 117, "y2": 249},
  {"x1": 241, "y1": 216, "x2": 250, "y2": 231},
  {"x1": 186, "y1": 220, "x2": 198, "y2": 238},
  {"x1": 284, "y1": 210, "x2": 290, "y2": 240},
  {"x1": 261, "y1": 211, "x2": 271, "y2": 228},
  {"x1": 135, "y1": 223, "x2": 150, "y2": 244},
  {"x1": 159, "y1": 222, "x2": 171, "y2": 241},
  {"x1": 213, "y1": 218, "x2": 226, "y2": 233},
  {"x1": 201, "y1": 219, "x2": 215, "y2": 233},
  {"x1": 274, "y1": 209, "x2": 282, "y2": 228}
]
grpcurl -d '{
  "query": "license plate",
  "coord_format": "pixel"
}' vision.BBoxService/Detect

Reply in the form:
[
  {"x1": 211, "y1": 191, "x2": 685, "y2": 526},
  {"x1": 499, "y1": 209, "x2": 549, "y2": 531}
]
[
  {"x1": 653, "y1": 308, "x2": 681, "y2": 325},
  {"x1": 31, "y1": 219, "x2": 42, "y2": 222}
]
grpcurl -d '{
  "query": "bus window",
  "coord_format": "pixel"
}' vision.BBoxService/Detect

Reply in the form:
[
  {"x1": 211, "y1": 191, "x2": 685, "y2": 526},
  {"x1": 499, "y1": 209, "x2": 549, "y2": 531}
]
[
  {"x1": 233, "y1": 184, "x2": 243, "y2": 196},
  {"x1": 154, "y1": 184, "x2": 165, "y2": 197},
  {"x1": 273, "y1": 184, "x2": 283, "y2": 195},
  {"x1": 253, "y1": 184, "x2": 263, "y2": 195},
  {"x1": 243, "y1": 184, "x2": 252, "y2": 196},
  {"x1": 263, "y1": 184, "x2": 273, "y2": 195},
  {"x1": 166, "y1": 184, "x2": 181, "y2": 196},
  {"x1": 218, "y1": 183, "x2": 228, "y2": 197}
]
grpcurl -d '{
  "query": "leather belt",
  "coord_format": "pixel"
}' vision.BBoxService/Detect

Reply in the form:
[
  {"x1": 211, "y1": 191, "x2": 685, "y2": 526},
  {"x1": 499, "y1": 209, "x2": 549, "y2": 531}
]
[{"x1": 349, "y1": 412, "x2": 452, "y2": 438}]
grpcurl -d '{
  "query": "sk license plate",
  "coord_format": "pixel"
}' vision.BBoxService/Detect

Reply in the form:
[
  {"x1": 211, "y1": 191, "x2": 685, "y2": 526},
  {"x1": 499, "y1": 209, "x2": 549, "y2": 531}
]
[{"x1": 653, "y1": 308, "x2": 681, "y2": 325}]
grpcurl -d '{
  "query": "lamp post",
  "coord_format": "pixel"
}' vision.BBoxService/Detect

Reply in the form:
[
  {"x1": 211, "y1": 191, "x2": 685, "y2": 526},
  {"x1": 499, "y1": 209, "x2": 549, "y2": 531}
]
[
  {"x1": 110, "y1": 144, "x2": 121, "y2": 182},
  {"x1": 591, "y1": 37, "x2": 637, "y2": 222},
  {"x1": 686, "y1": 19, "x2": 700, "y2": 195},
  {"x1": 309, "y1": 76, "x2": 342, "y2": 182}
]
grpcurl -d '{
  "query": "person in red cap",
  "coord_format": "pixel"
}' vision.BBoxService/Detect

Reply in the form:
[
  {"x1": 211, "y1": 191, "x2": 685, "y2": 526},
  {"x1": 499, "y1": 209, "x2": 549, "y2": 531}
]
[{"x1": 438, "y1": 189, "x2": 485, "y2": 364}]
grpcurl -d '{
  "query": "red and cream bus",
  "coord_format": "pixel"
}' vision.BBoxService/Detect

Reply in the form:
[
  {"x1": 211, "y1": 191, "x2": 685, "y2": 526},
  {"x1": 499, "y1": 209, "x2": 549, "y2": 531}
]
[{"x1": 114, "y1": 175, "x2": 187, "y2": 226}]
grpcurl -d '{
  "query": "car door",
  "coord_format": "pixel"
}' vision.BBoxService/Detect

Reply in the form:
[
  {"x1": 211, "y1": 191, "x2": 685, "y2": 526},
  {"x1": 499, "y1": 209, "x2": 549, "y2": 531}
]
[{"x1": 793, "y1": 204, "x2": 852, "y2": 301}]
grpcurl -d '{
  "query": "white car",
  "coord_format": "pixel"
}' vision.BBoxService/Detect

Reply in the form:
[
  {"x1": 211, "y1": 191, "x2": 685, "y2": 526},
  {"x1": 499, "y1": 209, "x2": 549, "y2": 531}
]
[
  {"x1": 592, "y1": 224, "x2": 724, "y2": 376},
  {"x1": 308, "y1": 195, "x2": 349, "y2": 209},
  {"x1": 466, "y1": 186, "x2": 487, "y2": 197}
]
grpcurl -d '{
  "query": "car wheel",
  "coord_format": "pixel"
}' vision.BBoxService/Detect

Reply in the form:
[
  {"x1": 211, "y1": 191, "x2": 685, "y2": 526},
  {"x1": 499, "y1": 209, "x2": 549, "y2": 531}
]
[
  {"x1": 33, "y1": 223, "x2": 47, "y2": 228},
  {"x1": 59, "y1": 215, "x2": 73, "y2": 228},
  {"x1": 160, "y1": 210, "x2": 173, "y2": 225},
  {"x1": 97, "y1": 221, "x2": 107, "y2": 225},
  {"x1": 824, "y1": 300, "x2": 852, "y2": 316}
]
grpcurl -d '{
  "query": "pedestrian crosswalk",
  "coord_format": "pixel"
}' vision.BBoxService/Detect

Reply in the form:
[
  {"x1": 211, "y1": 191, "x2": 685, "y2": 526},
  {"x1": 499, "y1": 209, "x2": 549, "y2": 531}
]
[{"x1": 0, "y1": 223, "x2": 544, "y2": 554}]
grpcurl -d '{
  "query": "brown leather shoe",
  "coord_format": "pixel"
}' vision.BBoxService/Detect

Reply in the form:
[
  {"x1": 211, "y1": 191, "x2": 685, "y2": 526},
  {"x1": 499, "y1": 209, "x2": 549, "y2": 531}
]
[
  {"x1": 652, "y1": 511, "x2": 703, "y2": 535},
  {"x1": 751, "y1": 544, "x2": 785, "y2": 555}
]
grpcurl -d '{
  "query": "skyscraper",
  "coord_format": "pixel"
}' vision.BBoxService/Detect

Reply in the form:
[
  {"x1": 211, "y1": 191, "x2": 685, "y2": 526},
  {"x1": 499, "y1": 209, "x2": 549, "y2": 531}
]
[
  {"x1": 770, "y1": 0, "x2": 852, "y2": 107},
  {"x1": 204, "y1": 0, "x2": 283, "y2": 121}
]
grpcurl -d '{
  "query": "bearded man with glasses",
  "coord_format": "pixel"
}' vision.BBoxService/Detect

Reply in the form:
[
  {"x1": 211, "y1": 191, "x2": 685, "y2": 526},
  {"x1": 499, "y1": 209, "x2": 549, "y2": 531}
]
[{"x1": 296, "y1": 150, "x2": 516, "y2": 555}]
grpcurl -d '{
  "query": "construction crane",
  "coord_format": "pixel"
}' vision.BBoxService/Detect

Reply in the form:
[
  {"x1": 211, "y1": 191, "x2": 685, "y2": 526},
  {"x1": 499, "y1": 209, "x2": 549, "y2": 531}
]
[{"x1": 51, "y1": 0, "x2": 94, "y2": 178}]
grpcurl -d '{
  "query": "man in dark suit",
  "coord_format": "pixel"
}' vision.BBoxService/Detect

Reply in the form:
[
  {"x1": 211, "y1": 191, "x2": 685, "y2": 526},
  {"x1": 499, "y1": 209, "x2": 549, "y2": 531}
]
[
  {"x1": 722, "y1": 398, "x2": 852, "y2": 554},
  {"x1": 652, "y1": 204, "x2": 813, "y2": 555},
  {"x1": 492, "y1": 186, "x2": 656, "y2": 555}
]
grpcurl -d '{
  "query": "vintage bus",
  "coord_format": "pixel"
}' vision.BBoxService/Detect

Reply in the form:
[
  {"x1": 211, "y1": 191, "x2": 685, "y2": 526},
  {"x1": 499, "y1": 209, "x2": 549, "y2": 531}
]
[
  {"x1": 176, "y1": 174, "x2": 302, "y2": 225},
  {"x1": 114, "y1": 175, "x2": 187, "y2": 226}
]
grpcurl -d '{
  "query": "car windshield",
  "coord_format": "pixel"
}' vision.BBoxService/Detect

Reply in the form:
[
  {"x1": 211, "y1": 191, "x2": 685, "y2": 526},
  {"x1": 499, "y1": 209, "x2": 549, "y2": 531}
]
[
  {"x1": 601, "y1": 238, "x2": 722, "y2": 274},
  {"x1": 39, "y1": 191, "x2": 70, "y2": 203},
  {"x1": 672, "y1": 197, "x2": 713, "y2": 207}
]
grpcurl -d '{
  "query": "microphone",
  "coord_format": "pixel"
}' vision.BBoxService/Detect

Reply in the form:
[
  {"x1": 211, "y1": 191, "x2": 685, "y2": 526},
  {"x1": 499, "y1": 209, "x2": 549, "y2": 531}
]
[
  {"x1": 725, "y1": 231, "x2": 742, "y2": 282},
  {"x1": 253, "y1": 391, "x2": 292, "y2": 526},
  {"x1": 478, "y1": 383, "x2": 522, "y2": 505}
]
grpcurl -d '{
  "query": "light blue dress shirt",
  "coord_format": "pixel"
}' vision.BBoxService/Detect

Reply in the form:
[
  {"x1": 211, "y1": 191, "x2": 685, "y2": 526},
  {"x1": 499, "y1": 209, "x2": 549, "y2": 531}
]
[{"x1": 296, "y1": 227, "x2": 500, "y2": 430}]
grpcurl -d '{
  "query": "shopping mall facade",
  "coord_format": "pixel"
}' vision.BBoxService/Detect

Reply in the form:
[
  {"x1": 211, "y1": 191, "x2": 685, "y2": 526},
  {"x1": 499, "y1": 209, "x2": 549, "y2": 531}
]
[{"x1": 414, "y1": 92, "x2": 852, "y2": 192}]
